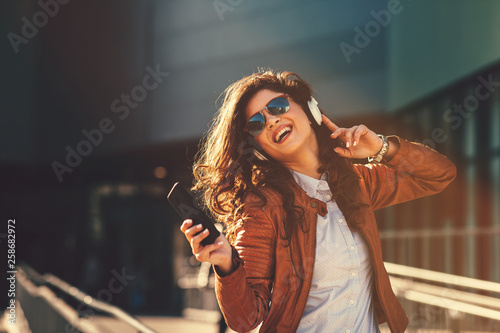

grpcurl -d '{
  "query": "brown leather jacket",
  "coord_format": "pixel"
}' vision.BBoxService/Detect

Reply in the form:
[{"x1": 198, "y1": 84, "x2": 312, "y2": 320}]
[{"x1": 214, "y1": 137, "x2": 457, "y2": 333}]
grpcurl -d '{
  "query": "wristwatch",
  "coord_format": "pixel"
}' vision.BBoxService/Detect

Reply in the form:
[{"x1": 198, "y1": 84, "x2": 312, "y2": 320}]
[{"x1": 368, "y1": 134, "x2": 389, "y2": 163}]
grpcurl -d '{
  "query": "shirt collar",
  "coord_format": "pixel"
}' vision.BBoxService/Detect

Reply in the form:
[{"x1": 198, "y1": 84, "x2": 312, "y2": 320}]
[{"x1": 290, "y1": 170, "x2": 329, "y2": 198}]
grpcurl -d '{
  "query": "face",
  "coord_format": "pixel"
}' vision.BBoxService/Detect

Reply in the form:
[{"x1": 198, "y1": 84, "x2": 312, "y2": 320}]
[{"x1": 244, "y1": 89, "x2": 318, "y2": 164}]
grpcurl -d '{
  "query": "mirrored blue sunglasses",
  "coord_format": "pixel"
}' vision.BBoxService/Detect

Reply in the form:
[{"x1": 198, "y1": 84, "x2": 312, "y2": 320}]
[{"x1": 245, "y1": 95, "x2": 290, "y2": 136}]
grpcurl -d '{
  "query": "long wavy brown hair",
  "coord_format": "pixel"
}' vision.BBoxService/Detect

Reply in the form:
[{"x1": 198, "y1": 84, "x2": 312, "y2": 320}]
[{"x1": 193, "y1": 69, "x2": 362, "y2": 245}]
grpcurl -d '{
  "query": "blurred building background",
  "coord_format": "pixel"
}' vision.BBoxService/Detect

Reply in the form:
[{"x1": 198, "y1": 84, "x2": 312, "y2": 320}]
[{"x1": 1, "y1": 0, "x2": 499, "y2": 331}]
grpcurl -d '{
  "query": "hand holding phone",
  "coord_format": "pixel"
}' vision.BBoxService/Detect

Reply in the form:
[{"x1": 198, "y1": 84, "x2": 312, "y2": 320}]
[{"x1": 167, "y1": 182, "x2": 221, "y2": 246}]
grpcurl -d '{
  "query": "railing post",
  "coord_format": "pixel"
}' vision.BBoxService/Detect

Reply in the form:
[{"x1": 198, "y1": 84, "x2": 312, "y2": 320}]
[{"x1": 448, "y1": 309, "x2": 463, "y2": 333}]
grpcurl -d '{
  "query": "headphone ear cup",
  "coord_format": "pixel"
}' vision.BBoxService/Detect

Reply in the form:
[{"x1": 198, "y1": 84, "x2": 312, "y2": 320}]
[
  {"x1": 246, "y1": 135, "x2": 270, "y2": 161},
  {"x1": 307, "y1": 97, "x2": 322, "y2": 125},
  {"x1": 252, "y1": 148, "x2": 268, "y2": 161}
]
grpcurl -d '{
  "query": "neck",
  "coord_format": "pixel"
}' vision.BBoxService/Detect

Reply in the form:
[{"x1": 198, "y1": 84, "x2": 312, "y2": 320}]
[
  {"x1": 282, "y1": 148, "x2": 322, "y2": 179},
  {"x1": 279, "y1": 127, "x2": 323, "y2": 179}
]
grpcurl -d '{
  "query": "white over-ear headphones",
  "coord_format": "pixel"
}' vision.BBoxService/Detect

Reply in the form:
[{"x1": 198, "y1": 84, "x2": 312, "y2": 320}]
[{"x1": 307, "y1": 97, "x2": 322, "y2": 126}]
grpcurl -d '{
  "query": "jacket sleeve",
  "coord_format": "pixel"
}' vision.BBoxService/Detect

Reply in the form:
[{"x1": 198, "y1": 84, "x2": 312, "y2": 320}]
[
  {"x1": 213, "y1": 197, "x2": 277, "y2": 332},
  {"x1": 355, "y1": 136, "x2": 457, "y2": 211}
]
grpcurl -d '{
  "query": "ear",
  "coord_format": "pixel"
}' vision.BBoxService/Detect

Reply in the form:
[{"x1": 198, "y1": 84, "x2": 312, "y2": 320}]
[{"x1": 307, "y1": 97, "x2": 322, "y2": 126}]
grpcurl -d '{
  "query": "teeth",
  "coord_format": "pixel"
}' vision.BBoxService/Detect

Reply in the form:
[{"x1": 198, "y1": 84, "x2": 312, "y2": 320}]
[{"x1": 275, "y1": 126, "x2": 292, "y2": 142}]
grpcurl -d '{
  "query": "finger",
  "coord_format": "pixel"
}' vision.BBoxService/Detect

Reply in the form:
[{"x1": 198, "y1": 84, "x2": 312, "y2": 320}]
[
  {"x1": 353, "y1": 125, "x2": 366, "y2": 146},
  {"x1": 344, "y1": 129, "x2": 353, "y2": 148},
  {"x1": 330, "y1": 127, "x2": 345, "y2": 140},
  {"x1": 180, "y1": 219, "x2": 193, "y2": 233},
  {"x1": 334, "y1": 147, "x2": 353, "y2": 158},
  {"x1": 322, "y1": 114, "x2": 339, "y2": 132},
  {"x1": 195, "y1": 241, "x2": 224, "y2": 262},
  {"x1": 191, "y1": 228, "x2": 210, "y2": 249},
  {"x1": 184, "y1": 223, "x2": 203, "y2": 239}
]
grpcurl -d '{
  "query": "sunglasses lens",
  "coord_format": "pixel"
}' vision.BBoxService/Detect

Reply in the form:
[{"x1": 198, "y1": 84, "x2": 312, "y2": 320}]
[
  {"x1": 246, "y1": 113, "x2": 265, "y2": 136},
  {"x1": 246, "y1": 96, "x2": 289, "y2": 137},
  {"x1": 266, "y1": 97, "x2": 289, "y2": 115}
]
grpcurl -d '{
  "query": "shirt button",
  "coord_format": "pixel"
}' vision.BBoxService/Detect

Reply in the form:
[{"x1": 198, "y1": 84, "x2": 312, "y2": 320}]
[
  {"x1": 346, "y1": 330, "x2": 351, "y2": 333},
  {"x1": 338, "y1": 219, "x2": 343, "y2": 223},
  {"x1": 325, "y1": 194, "x2": 331, "y2": 201},
  {"x1": 349, "y1": 246, "x2": 355, "y2": 251},
  {"x1": 349, "y1": 299, "x2": 355, "y2": 305},
  {"x1": 351, "y1": 272, "x2": 356, "y2": 277}
]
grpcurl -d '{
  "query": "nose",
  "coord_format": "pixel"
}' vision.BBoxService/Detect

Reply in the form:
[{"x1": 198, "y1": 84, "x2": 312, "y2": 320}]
[{"x1": 265, "y1": 112, "x2": 280, "y2": 129}]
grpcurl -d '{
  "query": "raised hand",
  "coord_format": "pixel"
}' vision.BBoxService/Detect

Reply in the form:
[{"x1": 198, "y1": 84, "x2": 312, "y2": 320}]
[{"x1": 322, "y1": 114, "x2": 385, "y2": 160}]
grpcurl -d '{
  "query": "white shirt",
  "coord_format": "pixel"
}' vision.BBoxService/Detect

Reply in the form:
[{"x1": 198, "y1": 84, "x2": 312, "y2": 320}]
[{"x1": 293, "y1": 171, "x2": 379, "y2": 333}]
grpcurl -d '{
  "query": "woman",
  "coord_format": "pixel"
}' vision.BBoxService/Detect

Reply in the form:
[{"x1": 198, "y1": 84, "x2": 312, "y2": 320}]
[{"x1": 180, "y1": 70, "x2": 456, "y2": 332}]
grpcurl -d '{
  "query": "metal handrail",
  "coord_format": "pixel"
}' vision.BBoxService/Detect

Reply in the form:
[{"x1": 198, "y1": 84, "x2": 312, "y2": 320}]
[
  {"x1": 379, "y1": 226, "x2": 500, "y2": 239},
  {"x1": 385, "y1": 262, "x2": 500, "y2": 294},
  {"x1": 389, "y1": 276, "x2": 500, "y2": 310},
  {"x1": 17, "y1": 268, "x2": 101, "y2": 333},
  {"x1": 20, "y1": 265, "x2": 159, "y2": 333},
  {"x1": 393, "y1": 288, "x2": 500, "y2": 321},
  {"x1": 385, "y1": 262, "x2": 500, "y2": 327}
]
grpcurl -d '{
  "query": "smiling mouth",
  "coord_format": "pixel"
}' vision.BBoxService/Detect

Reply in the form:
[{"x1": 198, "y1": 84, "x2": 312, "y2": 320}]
[{"x1": 274, "y1": 125, "x2": 292, "y2": 143}]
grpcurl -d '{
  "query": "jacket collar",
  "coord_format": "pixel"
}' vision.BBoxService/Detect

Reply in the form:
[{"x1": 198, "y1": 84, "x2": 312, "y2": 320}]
[{"x1": 288, "y1": 174, "x2": 328, "y2": 217}]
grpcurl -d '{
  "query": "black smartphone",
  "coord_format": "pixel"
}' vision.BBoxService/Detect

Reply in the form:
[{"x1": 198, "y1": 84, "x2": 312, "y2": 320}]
[{"x1": 167, "y1": 182, "x2": 220, "y2": 246}]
